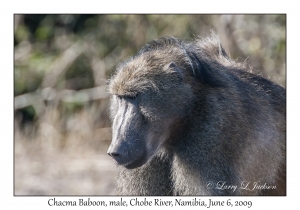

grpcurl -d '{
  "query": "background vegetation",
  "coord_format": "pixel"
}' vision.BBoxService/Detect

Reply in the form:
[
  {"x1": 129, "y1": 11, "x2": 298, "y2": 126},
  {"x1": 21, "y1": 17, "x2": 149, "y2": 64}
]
[{"x1": 14, "y1": 14, "x2": 286, "y2": 195}]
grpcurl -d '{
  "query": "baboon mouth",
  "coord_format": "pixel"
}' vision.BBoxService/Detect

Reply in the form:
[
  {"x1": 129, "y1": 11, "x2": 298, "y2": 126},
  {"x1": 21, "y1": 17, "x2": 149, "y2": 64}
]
[
  {"x1": 121, "y1": 153, "x2": 148, "y2": 169},
  {"x1": 123, "y1": 162, "x2": 141, "y2": 169}
]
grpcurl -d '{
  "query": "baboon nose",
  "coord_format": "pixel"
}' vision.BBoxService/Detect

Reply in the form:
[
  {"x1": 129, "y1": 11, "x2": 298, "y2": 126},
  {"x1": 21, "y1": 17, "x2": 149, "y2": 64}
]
[
  {"x1": 107, "y1": 145, "x2": 125, "y2": 164},
  {"x1": 108, "y1": 151, "x2": 126, "y2": 164},
  {"x1": 107, "y1": 152, "x2": 120, "y2": 158}
]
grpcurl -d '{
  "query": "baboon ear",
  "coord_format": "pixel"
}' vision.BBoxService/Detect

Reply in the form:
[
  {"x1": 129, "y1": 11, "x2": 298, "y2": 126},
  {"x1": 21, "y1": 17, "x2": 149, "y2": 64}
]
[
  {"x1": 188, "y1": 52, "x2": 224, "y2": 87},
  {"x1": 164, "y1": 62, "x2": 183, "y2": 82}
]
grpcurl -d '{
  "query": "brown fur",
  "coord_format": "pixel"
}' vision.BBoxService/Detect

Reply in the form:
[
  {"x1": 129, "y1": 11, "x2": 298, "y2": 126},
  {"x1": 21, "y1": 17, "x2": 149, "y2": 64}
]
[{"x1": 107, "y1": 35, "x2": 286, "y2": 195}]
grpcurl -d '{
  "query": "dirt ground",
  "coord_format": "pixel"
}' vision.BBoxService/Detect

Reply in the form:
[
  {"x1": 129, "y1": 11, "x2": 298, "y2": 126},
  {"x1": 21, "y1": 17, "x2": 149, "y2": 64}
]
[{"x1": 14, "y1": 137, "x2": 117, "y2": 195}]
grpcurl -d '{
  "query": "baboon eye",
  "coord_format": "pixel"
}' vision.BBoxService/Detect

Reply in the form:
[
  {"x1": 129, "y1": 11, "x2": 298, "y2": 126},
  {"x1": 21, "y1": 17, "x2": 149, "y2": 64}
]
[
  {"x1": 124, "y1": 94, "x2": 138, "y2": 100},
  {"x1": 118, "y1": 94, "x2": 139, "y2": 101}
]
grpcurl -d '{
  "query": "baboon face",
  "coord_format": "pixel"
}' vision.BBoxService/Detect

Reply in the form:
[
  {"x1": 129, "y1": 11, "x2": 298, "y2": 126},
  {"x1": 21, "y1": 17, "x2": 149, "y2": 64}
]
[{"x1": 107, "y1": 52, "x2": 193, "y2": 169}]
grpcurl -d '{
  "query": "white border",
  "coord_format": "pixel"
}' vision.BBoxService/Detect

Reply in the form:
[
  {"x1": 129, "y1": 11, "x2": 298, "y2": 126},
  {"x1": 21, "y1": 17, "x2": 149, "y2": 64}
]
[{"x1": 2, "y1": 0, "x2": 299, "y2": 209}]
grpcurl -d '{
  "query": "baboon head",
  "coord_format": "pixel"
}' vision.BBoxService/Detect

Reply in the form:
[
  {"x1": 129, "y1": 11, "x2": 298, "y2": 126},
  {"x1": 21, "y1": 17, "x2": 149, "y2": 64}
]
[{"x1": 107, "y1": 38, "x2": 194, "y2": 169}]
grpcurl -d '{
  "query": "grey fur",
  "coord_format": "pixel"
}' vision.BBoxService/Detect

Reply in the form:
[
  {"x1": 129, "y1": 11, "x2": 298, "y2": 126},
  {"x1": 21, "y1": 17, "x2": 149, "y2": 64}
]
[{"x1": 107, "y1": 35, "x2": 286, "y2": 195}]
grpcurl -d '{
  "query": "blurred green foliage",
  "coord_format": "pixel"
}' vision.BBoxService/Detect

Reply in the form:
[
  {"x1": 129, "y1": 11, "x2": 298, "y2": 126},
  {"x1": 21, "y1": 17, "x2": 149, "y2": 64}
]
[{"x1": 14, "y1": 14, "x2": 286, "y2": 131}]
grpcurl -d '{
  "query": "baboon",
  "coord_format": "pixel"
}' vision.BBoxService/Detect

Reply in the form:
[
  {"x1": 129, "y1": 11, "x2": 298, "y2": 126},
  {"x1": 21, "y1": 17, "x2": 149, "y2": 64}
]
[{"x1": 107, "y1": 35, "x2": 286, "y2": 195}]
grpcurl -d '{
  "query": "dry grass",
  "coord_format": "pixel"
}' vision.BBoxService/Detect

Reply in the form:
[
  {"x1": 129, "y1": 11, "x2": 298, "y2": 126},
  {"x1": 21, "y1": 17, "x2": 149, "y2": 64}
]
[
  {"x1": 15, "y1": 141, "x2": 117, "y2": 195},
  {"x1": 14, "y1": 107, "x2": 117, "y2": 195}
]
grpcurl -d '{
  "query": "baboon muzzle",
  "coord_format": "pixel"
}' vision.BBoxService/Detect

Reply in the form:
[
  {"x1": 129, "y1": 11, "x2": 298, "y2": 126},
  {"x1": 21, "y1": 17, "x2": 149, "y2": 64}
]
[
  {"x1": 107, "y1": 140, "x2": 148, "y2": 169},
  {"x1": 107, "y1": 143, "x2": 124, "y2": 163}
]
